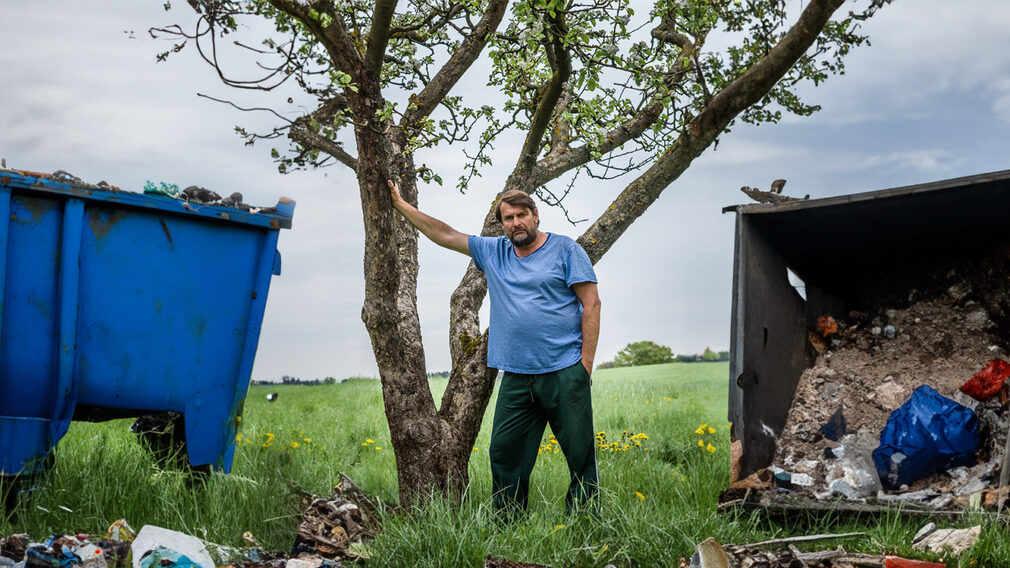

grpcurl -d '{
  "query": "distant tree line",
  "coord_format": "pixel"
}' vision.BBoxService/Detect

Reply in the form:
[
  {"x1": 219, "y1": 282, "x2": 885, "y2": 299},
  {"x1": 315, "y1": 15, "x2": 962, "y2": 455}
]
[
  {"x1": 251, "y1": 375, "x2": 338, "y2": 386},
  {"x1": 596, "y1": 341, "x2": 729, "y2": 369}
]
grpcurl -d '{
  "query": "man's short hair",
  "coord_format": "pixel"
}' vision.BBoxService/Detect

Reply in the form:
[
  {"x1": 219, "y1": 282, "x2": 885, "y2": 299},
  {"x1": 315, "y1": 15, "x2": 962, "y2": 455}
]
[{"x1": 494, "y1": 190, "x2": 537, "y2": 224}]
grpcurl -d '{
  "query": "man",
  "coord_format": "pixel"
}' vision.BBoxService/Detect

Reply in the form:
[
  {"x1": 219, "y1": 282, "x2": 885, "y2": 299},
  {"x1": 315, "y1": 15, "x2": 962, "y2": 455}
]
[{"x1": 387, "y1": 180, "x2": 601, "y2": 515}]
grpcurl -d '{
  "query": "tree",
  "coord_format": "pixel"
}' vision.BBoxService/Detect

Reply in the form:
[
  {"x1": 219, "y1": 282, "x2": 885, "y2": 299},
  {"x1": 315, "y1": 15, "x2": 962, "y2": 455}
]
[
  {"x1": 613, "y1": 340, "x2": 674, "y2": 367},
  {"x1": 701, "y1": 346, "x2": 719, "y2": 362},
  {"x1": 156, "y1": 0, "x2": 890, "y2": 505}
]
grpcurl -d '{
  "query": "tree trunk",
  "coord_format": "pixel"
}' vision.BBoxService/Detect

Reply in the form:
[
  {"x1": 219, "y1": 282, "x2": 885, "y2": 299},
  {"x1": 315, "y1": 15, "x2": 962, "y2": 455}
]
[{"x1": 353, "y1": 87, "x2": 473, "y2": 504}]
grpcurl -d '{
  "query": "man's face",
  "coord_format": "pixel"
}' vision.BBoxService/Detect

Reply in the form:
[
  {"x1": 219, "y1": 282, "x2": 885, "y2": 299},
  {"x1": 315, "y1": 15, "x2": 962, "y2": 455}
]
[{"x1": 500, "y1": 201, "x2": 539, "y2": 248}]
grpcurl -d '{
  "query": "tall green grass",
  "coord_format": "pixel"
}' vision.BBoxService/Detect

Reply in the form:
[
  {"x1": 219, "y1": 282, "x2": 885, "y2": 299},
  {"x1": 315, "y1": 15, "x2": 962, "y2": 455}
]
[{"x1": 2, "y1": 362, "x2": 1008, "y2": 567}]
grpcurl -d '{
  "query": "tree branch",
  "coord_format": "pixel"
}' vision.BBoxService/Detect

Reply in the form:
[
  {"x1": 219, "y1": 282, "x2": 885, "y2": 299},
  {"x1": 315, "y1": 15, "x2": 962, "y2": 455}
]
[
  {"x1": 267, "y1": 0, "x2": 363, "y2": 81},
  {"x1": 577, "y1": 0, "x2": 847, "y2": 264},
  {"x1": 365, "y1": 0, "x2": 398, "y2": 74},
  {"x1": 401, "y1": 0, "x2": 509, "y2": 128},
  {"x1": 534, "y1": 16, "x2": 704, "y2": 185},
  {"x1": 513, "y1": 8, "x2": 572, "y2": 173},
  {"x1": 290, "y1": 123, "x2": 358, "y2": 172}
]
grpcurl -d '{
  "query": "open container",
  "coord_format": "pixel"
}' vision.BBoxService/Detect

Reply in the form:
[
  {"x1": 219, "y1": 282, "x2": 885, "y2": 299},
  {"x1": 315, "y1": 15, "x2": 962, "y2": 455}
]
[
  {"x1": 725, "y1": 169, "x2": 1010, "y2": 514},
  {"x1": 0, "y1": 170, "x2": 294, "y2": 476}
]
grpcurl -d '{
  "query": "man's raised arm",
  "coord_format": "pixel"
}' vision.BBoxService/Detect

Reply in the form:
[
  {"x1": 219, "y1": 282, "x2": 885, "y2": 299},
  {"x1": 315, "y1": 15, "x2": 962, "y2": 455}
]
[{"x1": 388, "y1": 180, "x2": 470, "y2": 256}]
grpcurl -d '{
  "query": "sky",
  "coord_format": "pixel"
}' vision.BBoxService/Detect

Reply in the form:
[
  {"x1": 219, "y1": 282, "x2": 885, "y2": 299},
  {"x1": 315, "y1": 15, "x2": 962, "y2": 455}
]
[{"x1": 1, "y1": 1, "x2": 1009, "y2": 381}]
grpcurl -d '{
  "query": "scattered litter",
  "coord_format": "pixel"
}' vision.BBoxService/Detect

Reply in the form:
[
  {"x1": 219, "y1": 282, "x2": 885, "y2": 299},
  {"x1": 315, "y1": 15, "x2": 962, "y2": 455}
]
[
  {"x1": 1, "y1": 535, "x2": 29, "y2": 562},
  {"x1": 959, "y1": 359, "x2": 1010, "y2": 401},
  {"x1": 911, "y1": 524, "x2": 981, "y2": 557},
  {"x1": 687, "y1": 537, "x2": 731, "y2": 568},
  {"x1": 131, "y1": 526, "x2": 215, "y2": 568},
  {"x1": 291, "y1": 475, "x2": 379, "y2": 561},
  {"x1": 884, "y1": 558, "x2": 946, "y2": 568},
  {"x1": 483, "y1": 556, "x2": 552, "y2": 568},
  {"x1": 143, "y1": 181, "x2": 181, "y2": 198},
  {"x1": 679, "y1": 532, "x2": 953, "y2": 567}
]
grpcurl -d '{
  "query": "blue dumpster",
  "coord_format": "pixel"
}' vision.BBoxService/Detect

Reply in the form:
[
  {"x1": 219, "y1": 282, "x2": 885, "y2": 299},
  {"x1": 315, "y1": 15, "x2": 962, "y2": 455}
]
[{"x1": 0, "y1": 170, "x2": 294, "y2": 475}]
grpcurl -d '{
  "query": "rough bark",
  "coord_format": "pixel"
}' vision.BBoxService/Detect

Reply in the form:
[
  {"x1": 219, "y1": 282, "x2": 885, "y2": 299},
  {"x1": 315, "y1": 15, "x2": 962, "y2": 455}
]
[{"x1": 354, "y1": 0, "x2": 508, "y2": 504}]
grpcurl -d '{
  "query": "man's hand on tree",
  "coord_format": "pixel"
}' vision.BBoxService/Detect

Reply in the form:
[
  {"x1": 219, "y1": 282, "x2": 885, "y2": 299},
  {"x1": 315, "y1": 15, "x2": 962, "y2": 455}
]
[{"x1": 387, "y1": 179, "x2": 403, "y2": 206}]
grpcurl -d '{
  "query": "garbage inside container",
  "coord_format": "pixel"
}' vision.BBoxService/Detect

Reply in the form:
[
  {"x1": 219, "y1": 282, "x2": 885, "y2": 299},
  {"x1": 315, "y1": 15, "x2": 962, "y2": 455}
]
[
  {"x1": 0, "y1": 168, "x2": 293, "y2": 478},
  {"x1": 725, "y1": 169, "x2": 1010, "y2": 514},
  {"x1": 958, "y1": 359, "x2": 1010, "y2": 401}
]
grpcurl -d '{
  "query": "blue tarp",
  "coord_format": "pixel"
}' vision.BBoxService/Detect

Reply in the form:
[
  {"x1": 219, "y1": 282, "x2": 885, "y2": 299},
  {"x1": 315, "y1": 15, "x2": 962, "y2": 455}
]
[{"x1": 872, "y1": 385, "x2": 978, "y2": 488}]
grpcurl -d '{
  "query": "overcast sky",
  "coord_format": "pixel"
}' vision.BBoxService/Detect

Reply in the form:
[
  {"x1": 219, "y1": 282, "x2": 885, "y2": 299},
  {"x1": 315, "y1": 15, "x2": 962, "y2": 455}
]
[{"x1": 2, "y1": 1, "x2": 1009, "y2": 381}]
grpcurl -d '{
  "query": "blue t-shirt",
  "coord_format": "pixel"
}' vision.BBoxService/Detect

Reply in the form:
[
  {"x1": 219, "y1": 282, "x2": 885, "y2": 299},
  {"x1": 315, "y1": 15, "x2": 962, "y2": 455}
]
[{"x1": 468, "y1": 233, "x2": 597, "y2": 374}]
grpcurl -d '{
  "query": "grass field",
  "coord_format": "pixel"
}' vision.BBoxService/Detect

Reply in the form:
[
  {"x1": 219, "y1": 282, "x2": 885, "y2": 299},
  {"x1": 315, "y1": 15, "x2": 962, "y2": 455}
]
[{"x1": 2, "y1": 362, "x2": 1007, "y2": 567}]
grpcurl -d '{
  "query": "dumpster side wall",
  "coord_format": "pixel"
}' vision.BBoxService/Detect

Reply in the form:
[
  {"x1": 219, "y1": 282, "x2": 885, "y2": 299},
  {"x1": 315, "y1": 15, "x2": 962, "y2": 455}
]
[
  {"x1": 0, "y1": 173, "x2": 293, "y2": 475},
  {"x1": 730, "y1": 215, "x2": 809, "y2": 480}
]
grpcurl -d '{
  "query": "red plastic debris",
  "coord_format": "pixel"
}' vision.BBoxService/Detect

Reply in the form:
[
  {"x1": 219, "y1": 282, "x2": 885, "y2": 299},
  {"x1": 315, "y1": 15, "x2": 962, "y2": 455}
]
[
  {"x1": 959, "y1": 359, "x2": 1010, "y2": 401},
  {"x1": 885, "y1": 557, "x2": 945, "y2": 568},
  {"x1": 816, "y1": 315, "x2": 838, "y2": 337}
]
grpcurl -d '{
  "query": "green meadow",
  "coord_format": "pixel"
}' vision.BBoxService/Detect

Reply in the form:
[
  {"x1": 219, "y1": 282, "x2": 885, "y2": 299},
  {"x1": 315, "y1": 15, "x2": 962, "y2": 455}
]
[{"x1": 2, "y1": 362, "x2": 1006, "y2": 567}]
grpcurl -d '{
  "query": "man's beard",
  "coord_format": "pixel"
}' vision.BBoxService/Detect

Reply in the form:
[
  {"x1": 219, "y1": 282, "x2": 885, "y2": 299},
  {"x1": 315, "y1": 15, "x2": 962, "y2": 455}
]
[{"x1": 509, "y1": 225, "x2": 538, "y2": 247}]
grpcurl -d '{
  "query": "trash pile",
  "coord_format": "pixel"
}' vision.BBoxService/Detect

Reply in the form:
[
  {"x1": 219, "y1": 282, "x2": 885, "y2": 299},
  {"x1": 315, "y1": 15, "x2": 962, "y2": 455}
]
[
  {"x1": 678, "y1": 527, "x2": 981, "y2": 568},
  {"x1": 0, "y1": 478, "x2": 376, "y2": 568},
  {"x1": 0, "y1": 167, "x2": 276, "y2": 215},
  {"x1": 726, "y1": 254, "x2": 1010, "y2": 513}
]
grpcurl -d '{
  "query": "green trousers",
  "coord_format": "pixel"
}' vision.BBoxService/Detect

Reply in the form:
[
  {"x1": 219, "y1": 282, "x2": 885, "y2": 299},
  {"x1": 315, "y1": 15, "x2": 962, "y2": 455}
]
[{"x1": 489, "y1": 361, "x2": 598, "y2": 514}]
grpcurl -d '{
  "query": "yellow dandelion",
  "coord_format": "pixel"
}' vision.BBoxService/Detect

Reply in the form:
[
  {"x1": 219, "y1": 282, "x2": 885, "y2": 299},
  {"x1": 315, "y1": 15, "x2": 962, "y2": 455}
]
[
  {"x1": 708, "y1": 427, "x2": 716, "y2": 434},
  {"x1": 706, "y1": 443, "x2": 716, "y2": 453},
  {"x1": 361, "y1": 442, "x2": 368, "y2": 446},
  {"x1": 303, "y1": 437, "x2": 312, "y2": 443},
  {"x1": 694, "y1": 425, "x2": 705, "y2": 435},
  {"x1": 472, "y1": 446, "x2": 479, "y2": 452},
  {"x1": 291, "y1": 441, "x2": 300, "y2": 448},
  {"x1": 640, "y1": 434, "x2": 649, "y2": 440},
  {"x1": 698, "y1": 440, "x2": 705, "y2": 447},
  {"x1": 635, "y1": 491, "x2": 645, "y2": 501},
  {"x1": 554, "y1": 524, "x2": 566, "y2": 531},
  {"x1": 375, "y1": 446, "x2": 382, "y2": 450},
  {"x1": 366, "y1": 438, "x2": 374, "y2": 444}
]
